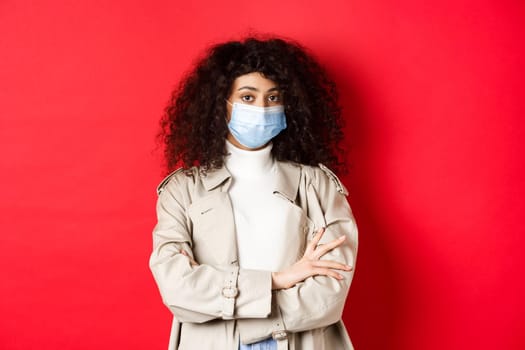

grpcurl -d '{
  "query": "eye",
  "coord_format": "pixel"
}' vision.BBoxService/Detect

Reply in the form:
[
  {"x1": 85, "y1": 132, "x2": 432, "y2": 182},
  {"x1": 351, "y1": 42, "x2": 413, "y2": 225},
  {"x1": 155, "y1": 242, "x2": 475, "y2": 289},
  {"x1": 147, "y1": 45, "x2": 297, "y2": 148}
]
[
  {"x1": 241, "y1": 95, "x2": 254, "y2": 102},
  {"x1": 268, "y1": 94, "x2": 281, "y2": 102}
]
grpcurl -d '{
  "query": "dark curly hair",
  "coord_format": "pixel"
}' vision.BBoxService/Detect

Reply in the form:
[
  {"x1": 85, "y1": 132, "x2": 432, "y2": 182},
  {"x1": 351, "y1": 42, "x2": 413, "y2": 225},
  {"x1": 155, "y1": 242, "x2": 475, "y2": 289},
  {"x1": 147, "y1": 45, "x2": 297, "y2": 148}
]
[{"x1": 159, "y1": 36, "x2": 346, "y2": 175}]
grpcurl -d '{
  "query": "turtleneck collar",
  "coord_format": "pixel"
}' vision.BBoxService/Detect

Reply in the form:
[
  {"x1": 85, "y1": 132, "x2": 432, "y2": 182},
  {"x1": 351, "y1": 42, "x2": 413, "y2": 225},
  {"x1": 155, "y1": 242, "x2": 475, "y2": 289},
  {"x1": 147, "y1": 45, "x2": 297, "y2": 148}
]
[{"x1": 224, "y1": 139, "x2": 275, "y2": 179}]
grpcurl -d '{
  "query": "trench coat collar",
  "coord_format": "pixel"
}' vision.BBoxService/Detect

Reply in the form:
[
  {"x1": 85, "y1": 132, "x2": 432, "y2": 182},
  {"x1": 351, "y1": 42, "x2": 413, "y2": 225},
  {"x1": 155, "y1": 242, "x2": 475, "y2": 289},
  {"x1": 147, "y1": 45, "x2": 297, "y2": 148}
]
[
  {"x1": 200, "y1": 160, "x2": 301, "y2": 202},
  {"x1": 200, "y1": 166, "x2": 231, "y2": 192}
]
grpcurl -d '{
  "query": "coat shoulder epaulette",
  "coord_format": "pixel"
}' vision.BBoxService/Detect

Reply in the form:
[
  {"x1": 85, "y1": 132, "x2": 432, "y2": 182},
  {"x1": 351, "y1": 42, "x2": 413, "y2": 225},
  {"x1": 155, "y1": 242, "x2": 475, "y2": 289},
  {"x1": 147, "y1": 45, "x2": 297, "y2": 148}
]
[
  {"x1": 318, "y1": 163, "x2": 349, "y2": 196},
  {"x1": 156, "y1": 167, "x2": 185, "y2": 195}
]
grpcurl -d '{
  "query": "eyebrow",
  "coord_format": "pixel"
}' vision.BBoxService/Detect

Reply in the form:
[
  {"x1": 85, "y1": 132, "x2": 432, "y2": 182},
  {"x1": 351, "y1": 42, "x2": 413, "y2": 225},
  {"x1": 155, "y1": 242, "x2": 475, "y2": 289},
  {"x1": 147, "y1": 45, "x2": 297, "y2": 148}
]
[{"x1": 237, "y1": 86, "x2": 280, "y2": 92}]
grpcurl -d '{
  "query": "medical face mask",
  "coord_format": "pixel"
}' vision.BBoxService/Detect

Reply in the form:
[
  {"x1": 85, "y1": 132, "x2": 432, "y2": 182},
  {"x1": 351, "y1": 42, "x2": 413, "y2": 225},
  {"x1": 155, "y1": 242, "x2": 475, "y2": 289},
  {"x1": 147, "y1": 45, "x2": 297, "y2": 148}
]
[{"x1": 226, "y1": 101, "x2": 287, "y2": 149}]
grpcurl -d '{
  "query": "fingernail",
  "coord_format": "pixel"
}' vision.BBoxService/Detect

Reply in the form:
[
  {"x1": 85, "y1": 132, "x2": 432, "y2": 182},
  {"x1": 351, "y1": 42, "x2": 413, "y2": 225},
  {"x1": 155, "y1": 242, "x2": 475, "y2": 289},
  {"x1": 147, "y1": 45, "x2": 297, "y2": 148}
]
[{"x1": 339, "y1": 236, "x2": 346, "y2": 240}]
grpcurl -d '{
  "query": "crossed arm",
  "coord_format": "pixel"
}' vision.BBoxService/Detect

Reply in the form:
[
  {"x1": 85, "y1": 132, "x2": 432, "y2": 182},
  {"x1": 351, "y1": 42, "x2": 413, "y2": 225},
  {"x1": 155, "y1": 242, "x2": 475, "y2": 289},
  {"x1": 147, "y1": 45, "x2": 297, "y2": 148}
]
[{"x1": 181, "y1": 228, "x2": 351, "y2": 290}]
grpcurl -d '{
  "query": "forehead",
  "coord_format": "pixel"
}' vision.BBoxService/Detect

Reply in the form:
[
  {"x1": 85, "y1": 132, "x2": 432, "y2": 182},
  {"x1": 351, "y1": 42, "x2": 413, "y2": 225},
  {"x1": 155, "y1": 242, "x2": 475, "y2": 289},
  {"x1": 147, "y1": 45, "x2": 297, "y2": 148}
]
[{"x1": 231, "y1": 72, "x2": 278, "y2": 91}]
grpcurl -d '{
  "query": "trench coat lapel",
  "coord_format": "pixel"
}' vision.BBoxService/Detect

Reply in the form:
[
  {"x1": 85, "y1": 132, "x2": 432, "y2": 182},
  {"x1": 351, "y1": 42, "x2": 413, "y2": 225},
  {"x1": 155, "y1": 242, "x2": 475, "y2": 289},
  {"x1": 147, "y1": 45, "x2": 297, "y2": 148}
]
[
  {"x1": 191, "y1": 167, "x2": 235, "y2": 264},
  {"x1": 273, "y1": 161, "x2": 301, "y2": 202}
]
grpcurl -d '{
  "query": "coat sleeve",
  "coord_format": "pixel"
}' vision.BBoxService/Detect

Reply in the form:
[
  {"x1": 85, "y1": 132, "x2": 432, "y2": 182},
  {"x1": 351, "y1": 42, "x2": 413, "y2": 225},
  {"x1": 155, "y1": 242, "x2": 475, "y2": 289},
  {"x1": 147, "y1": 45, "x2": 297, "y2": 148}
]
[
  {"x1": 236, "y1": 165, "x2": 358, "y2": 344},
  {"x1": 149, "y1": 172, "x2": 273, "y2": 323}
]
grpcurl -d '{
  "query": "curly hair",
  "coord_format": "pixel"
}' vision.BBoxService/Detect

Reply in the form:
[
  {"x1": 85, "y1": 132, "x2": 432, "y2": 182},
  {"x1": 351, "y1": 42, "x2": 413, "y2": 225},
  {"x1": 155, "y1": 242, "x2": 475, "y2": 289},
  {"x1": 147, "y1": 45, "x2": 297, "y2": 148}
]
[{"x1": 159, "y1": 36, "x2": 346, "y2": 175}]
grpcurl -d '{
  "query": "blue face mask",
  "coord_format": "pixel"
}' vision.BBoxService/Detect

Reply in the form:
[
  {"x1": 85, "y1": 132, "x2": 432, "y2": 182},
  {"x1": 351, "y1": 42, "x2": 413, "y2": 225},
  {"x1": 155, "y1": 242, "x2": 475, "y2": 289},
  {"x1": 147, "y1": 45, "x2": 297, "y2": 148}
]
[{"x1": 226, "y1": 101, "x2": 287, "y2": 149}]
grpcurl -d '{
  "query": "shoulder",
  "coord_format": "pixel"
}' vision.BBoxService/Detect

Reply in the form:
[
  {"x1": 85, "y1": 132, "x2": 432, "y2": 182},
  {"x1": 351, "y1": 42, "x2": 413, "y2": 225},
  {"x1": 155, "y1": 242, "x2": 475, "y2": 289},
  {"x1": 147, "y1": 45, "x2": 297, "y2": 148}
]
[
  {"x1": 156, "y1": 166, "x2": 200, "y2": 196},
  {"x1": 299, "y1": 163, "x2": 349, "y2": 196}
]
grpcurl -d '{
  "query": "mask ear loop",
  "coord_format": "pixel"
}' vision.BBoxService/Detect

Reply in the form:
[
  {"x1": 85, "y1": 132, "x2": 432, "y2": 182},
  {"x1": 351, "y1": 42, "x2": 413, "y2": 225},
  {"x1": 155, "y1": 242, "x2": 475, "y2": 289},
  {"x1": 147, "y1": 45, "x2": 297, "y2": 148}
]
[{"x1": 225, "y1": 99, "x2": 234, "y2": 124}]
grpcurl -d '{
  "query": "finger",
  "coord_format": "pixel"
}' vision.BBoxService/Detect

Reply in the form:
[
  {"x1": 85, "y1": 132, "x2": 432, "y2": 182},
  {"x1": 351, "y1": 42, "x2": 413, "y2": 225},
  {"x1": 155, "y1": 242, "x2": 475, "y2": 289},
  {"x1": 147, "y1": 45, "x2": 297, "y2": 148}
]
[
  {"x1": 312, "y1": 260, "x2": 353, "y2": 271},
  {"x1": 180, "y1": 250, "x2": 199, "y2": 266},
  {"x1": 305, "y1": 227, "x2": 326, "y2": 255},
  {"x1": 312, "y1": 268, "x2": 344, "y2": 280},
  {"x1": 312, "y1": 235, "x2": 346, "y2": 259}
]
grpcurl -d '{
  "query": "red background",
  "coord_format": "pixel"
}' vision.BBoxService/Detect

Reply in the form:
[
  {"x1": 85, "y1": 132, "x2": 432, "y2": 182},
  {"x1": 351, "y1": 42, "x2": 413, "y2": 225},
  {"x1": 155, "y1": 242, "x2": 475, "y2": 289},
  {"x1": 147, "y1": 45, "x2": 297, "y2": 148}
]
[{"x1": 1, "y1": 1, "x2": 524, "y2": 349}]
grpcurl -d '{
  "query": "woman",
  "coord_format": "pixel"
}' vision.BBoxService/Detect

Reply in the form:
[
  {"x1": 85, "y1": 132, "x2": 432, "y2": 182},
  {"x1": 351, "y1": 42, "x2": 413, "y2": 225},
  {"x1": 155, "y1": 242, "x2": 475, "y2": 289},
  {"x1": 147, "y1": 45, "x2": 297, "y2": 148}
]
[{"x1": 150, "y1": 37, "x2": 358, "y2": 350}]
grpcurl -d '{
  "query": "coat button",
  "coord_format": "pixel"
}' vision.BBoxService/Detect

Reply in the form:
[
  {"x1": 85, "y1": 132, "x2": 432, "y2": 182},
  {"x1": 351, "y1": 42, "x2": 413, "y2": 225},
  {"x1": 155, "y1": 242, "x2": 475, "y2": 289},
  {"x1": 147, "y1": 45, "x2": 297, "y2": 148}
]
[{"x1": 272, "y1": 330, "x2": 287, "y2": 340}]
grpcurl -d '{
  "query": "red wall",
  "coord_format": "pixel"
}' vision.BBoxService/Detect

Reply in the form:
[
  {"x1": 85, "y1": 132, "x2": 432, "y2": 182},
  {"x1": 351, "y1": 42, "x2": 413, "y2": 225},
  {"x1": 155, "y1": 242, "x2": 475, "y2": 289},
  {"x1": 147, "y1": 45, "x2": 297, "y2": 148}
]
[{"x1": 1, "y1": 1, "x2": 524, "y2": 349}]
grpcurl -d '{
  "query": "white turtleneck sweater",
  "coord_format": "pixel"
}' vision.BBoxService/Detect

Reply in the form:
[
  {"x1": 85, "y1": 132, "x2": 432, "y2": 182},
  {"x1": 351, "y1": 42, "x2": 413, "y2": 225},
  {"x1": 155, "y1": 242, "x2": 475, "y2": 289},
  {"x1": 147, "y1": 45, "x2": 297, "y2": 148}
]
[{"x1": 224, "y1": 140, "x2": 290, "y2": 272}]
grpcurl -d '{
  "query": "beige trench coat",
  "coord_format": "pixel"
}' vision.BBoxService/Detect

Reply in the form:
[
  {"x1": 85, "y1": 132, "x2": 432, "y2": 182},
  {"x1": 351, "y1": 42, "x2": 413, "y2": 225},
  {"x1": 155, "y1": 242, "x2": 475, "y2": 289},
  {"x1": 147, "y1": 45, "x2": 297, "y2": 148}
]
[{"x1": 149, "y1": 161, "x2": 358, "y2": 350}]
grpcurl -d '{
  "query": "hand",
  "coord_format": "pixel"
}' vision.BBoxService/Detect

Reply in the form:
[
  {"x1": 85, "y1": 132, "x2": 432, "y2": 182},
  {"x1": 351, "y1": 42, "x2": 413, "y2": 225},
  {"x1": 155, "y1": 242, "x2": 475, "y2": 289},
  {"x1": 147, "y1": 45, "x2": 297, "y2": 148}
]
[
  {"x1": 271, "y1": 228, "x2": 352, "y2": 290},
  {"x1": 180, "y1": 249, "x2": 199, "y2": 267}
]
